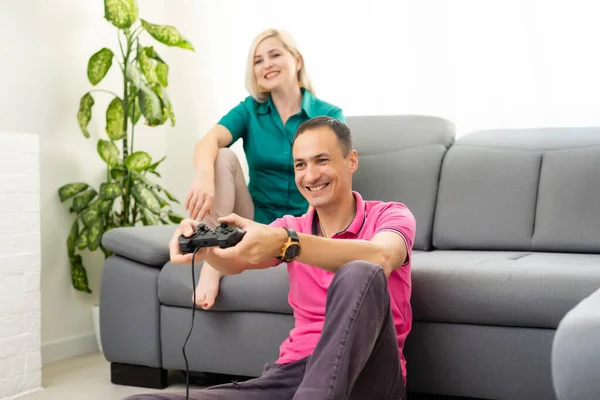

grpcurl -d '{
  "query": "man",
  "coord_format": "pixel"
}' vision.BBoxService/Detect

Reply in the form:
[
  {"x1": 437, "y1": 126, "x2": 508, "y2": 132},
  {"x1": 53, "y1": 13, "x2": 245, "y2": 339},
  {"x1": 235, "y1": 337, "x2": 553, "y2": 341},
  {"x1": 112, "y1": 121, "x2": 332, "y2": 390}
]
[{"x1": 126, "y1": 116, "x2": 416, "y2": 400}]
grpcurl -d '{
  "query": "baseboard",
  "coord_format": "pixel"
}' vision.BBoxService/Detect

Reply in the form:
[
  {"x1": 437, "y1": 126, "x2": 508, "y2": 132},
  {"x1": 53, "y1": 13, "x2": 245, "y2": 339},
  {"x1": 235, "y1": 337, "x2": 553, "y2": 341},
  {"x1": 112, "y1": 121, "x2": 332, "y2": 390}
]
[{"x1": 41, "y1": 332, "x2": 98, "y2": 364}]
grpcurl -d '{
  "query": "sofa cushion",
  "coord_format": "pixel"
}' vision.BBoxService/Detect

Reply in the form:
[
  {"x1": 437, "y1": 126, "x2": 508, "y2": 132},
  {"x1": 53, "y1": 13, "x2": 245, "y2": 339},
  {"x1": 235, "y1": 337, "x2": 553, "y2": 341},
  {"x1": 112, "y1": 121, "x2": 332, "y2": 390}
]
[
  {"x1": 433, "y1": 127, "x2": 600, "y2": 252},
  {"x1": 411, "y1": 250, "x2": 600, "y2": 329},
  {"x1": 102, "y1": 225, "x2": 176, "y2": 267},
  {"x1": 433, "y1": 146, "x2": 540, "y2": 250},
  {"x1": 158, "y1": 262, "x2": 293, "y2": 314},
  {"x1": 532, "y1": 146, "x2": 600, "y2": 253},
  {"x1": 346, "y1": 115, "x2": 455, "y2": 251}
]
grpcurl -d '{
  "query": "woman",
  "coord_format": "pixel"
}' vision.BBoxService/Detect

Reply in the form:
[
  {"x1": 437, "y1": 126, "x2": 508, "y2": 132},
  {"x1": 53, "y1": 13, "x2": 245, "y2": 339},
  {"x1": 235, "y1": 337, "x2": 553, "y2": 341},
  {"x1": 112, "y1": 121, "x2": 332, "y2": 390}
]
[{"x1": 185, "y1": 29, "x2": 344, "y2": 309}]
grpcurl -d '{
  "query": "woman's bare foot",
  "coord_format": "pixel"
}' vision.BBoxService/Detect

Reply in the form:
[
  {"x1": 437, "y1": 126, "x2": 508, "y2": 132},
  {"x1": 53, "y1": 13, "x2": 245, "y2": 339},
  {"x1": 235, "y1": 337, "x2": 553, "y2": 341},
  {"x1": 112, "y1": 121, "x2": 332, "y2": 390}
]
[{"x1": 193, "y1": 263, "x2": 223, "y2": 310}]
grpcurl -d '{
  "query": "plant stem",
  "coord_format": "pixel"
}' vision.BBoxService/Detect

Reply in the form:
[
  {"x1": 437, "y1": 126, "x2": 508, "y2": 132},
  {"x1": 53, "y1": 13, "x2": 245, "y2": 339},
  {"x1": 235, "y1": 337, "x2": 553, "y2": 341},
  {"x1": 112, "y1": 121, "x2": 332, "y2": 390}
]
[
  {"x1": 131, "y1": 25, "x2": 144, "y2": 43},
  {"x1": 121, "y1": 29, "x2": 132, "y2": 225},
  {"x1": 118, "y1": 30, "x2": 125, "y2": 60},
  {"x1": 130, "y1": 97, "x2": 136, "y2": 155}
]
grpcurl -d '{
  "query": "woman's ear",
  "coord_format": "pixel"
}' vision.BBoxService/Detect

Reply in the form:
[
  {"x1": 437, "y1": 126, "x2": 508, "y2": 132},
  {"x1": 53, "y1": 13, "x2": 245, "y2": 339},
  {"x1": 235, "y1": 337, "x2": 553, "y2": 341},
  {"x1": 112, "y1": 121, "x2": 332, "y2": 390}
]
[{"x1": 296, "y1": 55, "x2": 304, "y2": 73}]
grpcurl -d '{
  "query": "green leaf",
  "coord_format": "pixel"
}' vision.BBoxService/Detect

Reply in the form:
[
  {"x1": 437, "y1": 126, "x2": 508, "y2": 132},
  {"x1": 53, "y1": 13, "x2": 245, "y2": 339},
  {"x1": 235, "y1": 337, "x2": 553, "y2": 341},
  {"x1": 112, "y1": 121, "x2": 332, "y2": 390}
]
[
  {"x1": 143, "y1": 47, "x2": 169, "y2": 87},
  {"x1": 106, "y1": 97, "x2": 125, "y2": 140},
  {"x1": 100, "y1": 182, "x2": 121, "y2": 199},
  {"x1": 99, "y1": 199, "x2": 114, "y2": 214},
  {"x1": 152, "y1": 189, "x2": 169, "y2": 208},
  {"x1": 125, "y1": 151, "x2": 152, "y2": 171},
  {"x1": 152, "y1": 86, "x2": 174, "y2": 126},
  {"x1": 160, "y1": 187, "x2": 179, "y2": 204},
  {"x1": 70, "y1": 255, "x2": 92, "y2": 293},
  {"x1": 140, "y1": 19, "x2": 195, "y2": 51},
  {"x1": 110, "y1": 167, "x2": 126, "y2": 181},
  {"x1": 87, "y1": 48, "x2": 114, "y2": 85},
  {"x1": 140, "y1": 207, "x2": 158, "y2": 225},
  {"x1": 128, "y1": 92, "x2": 142, "y2": 125},
  {"x1": 104, "y1": 0, "x2": 138, "y2": 29},
  {"x1": 87, "y1": 219, "x2": 104, "y2": 251},
  {"x1": 77, "y1": 93, "x2": 94, "y2": 138},
  {"x1": 67, "y1": 220, "x2": 79, "y2": 257},
  {"x1": 147, "y1": 169, "x2": 161, "y2": 178},
  {"x1": 167, "y1": 212, "x2": 184, "y2": 224},
  {"x1": 77, "y1": 228, "x2": 88, "y2": 250},
  {"x1": 126, "y1": 64, "x2": 163, "y2": 125},
  {"x1": 156, "y1": 62, "x2": 168, "y2": 87},
  {"x1": 148, "y1": 156, "x2": 165, "y2": 170},
  {"x1": 81, "y1": 208, "x2": 100, "y2": 226},
  {"x1": 59, "y1": 183, "x2": 89, "y2": 202},
  {"x1": 97, "y1": 139, "x2": 120, "y2": 167},
  {"x1": 126, "y1": 63, "x2": 144, "y2": 88},
  {"x1": 143, "y1": 46, "x2": 165, "y2": 62},
  {"x1": 132, "y1": 182, "x2": 161, "y2": 214},
  {"x1": 139, "y1": 88, "x2": 163, "y2": 126},
  {"x1": 71, "y1": 189, "x2": 98, "y2": 213},
  {"x1": 138, "y1": 48, "x2": 158, "y2": 85}
]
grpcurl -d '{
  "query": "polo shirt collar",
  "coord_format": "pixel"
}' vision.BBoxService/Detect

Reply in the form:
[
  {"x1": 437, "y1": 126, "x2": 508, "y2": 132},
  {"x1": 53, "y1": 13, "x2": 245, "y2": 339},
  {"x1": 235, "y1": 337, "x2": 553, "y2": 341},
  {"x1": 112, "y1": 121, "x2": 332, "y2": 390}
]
[
  {"x1": 255, "y1": 89, "x2": 316, "y2": 118},
  {"x1": 310, "y1": 191, "x2": 366, "y2": 237}
]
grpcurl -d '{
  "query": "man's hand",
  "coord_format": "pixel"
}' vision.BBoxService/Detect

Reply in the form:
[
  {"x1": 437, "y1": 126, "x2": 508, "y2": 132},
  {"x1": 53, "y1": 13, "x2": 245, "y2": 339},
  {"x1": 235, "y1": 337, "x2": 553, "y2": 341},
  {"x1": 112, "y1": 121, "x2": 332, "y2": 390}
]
[
  {"x1": 168, "y1": 219, "x2": 209, "y2": 264},
  {"x1": 212, "y1": 213, "x2": 287, "y2": 264}
]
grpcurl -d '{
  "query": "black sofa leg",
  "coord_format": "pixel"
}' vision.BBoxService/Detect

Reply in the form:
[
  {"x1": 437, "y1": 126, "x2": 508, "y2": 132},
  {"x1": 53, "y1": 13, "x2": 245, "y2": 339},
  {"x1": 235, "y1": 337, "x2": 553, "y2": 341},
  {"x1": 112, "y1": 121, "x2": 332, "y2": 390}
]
[{"x1": 111, "y1": 362, "x2": 168, "y2": 389}]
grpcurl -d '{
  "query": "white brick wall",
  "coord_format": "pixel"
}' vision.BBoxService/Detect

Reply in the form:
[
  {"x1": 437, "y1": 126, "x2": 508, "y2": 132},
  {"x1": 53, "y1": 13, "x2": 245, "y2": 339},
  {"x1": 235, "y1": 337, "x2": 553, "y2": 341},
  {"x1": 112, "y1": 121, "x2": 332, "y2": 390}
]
[{"x1": 0, "y1": 132, "x2": 42, "y2": 399}]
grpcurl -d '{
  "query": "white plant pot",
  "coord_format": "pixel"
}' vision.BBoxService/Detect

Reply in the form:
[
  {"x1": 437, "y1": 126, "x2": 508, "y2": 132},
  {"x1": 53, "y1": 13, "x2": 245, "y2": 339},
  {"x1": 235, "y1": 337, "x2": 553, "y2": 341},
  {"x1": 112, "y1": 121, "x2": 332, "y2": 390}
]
[{"x1": 92, "y1": 304, "x2": 103, "y2": 353}]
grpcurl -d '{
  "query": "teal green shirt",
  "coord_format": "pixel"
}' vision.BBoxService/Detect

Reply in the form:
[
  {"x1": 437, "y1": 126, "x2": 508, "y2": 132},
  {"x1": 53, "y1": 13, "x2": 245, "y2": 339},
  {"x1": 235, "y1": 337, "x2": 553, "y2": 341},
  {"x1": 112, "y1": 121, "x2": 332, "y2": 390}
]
[{"x1": 218, "y1": 89, "x2": 345, "y2": 224}]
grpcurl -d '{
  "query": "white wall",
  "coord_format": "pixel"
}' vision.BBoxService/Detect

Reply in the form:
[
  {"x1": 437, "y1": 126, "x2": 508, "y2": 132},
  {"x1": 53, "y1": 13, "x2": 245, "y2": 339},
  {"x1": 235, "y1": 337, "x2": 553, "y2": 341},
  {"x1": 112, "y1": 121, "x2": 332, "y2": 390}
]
[
  {"x1": 0, "y1": 0, "x2": 176, "y2": 364},
  {"x1": 163, "y1": 0, "x2": 600, "y2": 203},
  {"x1": 0, "y1": 133, "x2": 42, "y2": 399}
]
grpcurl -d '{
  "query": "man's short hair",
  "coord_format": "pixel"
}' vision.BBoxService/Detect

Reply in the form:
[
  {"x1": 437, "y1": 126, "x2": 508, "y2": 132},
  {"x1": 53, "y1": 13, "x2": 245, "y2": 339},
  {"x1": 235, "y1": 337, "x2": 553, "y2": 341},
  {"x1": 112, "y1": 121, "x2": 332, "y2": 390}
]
[{"x1": 293, "y1": 116, "x2": 353, "y2": 156}]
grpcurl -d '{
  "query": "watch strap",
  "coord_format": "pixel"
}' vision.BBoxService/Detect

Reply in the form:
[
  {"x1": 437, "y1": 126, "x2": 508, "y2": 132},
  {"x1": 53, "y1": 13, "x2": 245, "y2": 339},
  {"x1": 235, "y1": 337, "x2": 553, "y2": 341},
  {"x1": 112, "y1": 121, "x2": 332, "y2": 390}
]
[{"x1": 283, "y1": 227, "x2": 299, "y2": 242}]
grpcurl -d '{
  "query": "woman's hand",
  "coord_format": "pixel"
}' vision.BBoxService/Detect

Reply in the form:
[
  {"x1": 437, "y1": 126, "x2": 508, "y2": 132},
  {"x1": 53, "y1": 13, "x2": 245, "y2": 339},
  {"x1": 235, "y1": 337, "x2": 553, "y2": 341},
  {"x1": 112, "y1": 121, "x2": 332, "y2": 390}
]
[
  {"x1": 185, "y1": 170, "x2": 215, "y2": 221},
  {"x1": 169, "y1": 219, "x2": 208, "y2": 264}
]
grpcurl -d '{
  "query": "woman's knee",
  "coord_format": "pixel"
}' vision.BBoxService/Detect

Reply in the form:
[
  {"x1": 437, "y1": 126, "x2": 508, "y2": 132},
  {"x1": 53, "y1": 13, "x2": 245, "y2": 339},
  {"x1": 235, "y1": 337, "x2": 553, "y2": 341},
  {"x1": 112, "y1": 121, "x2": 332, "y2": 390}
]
[{"x1": 214, "y1": 148, "x2": 241, "y2": 171}]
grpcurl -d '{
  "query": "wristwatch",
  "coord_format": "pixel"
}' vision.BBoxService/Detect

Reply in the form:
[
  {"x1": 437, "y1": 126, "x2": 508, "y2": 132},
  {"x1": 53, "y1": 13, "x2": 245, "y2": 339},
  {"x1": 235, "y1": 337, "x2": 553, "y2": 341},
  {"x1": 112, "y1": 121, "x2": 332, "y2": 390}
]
[{"x1": 277, "y1": 227, "x2": 301, "y2": 262}]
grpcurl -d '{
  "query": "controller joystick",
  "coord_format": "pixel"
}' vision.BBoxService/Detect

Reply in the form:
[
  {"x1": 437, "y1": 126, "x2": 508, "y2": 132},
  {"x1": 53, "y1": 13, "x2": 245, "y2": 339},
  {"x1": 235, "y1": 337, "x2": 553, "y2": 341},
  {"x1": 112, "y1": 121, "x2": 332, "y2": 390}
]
[{"x1": 179, "y1": 222, "x2": 246, "y2": 254}]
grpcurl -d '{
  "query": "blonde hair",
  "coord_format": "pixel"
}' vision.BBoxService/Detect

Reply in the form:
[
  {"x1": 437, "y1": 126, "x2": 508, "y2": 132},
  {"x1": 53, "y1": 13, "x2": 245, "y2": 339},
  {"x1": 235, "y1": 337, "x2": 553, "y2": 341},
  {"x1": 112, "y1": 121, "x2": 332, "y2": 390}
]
[{"x1": 245, "y1": 29, "x2": 314, "y2": 102}]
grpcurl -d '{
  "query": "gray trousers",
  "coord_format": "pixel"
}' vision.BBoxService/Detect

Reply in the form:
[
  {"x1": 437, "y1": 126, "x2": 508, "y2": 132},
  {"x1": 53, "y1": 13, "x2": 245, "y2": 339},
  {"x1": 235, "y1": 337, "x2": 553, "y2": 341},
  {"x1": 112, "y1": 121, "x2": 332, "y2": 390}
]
[{"x1": 124, "y1": 261, "x2": 407, "y2": 400}]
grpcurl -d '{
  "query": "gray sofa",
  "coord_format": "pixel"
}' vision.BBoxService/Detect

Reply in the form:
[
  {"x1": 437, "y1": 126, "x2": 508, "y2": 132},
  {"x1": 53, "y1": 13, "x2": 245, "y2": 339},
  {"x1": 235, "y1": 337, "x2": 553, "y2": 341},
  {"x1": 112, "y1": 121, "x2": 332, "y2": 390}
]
[{"x1": 100, "y1": 115, "x2": 600, "y2": 400}]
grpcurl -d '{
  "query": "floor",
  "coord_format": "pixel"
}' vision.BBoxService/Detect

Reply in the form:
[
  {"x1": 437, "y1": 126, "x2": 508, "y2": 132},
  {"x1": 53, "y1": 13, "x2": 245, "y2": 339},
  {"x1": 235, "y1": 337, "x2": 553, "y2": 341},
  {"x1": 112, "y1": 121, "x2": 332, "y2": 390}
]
[
  {"x1": 20, "y1": 352, "x2": 203, "y2": 400},
  {"x1": 19, "y1": 351, "x2": 471, "y2": 400}
]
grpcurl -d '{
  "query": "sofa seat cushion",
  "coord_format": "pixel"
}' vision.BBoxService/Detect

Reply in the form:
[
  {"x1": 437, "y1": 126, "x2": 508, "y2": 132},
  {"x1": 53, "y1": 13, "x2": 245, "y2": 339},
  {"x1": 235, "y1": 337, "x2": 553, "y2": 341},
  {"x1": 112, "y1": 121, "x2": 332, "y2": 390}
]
[
  {"x1": 411, "y1": 251, "x2": 600, "y2": 329},
  {"x1": 158, "y1": 262, "x2": 293, "y2": 314}
]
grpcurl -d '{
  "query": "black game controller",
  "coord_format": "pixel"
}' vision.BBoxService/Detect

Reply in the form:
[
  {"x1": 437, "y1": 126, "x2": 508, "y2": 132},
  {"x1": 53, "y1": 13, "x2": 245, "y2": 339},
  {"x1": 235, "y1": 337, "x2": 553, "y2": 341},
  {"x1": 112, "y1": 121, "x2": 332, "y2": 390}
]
[{"x1": 179, "y1": 222, "x2": 246, "y2": 254}]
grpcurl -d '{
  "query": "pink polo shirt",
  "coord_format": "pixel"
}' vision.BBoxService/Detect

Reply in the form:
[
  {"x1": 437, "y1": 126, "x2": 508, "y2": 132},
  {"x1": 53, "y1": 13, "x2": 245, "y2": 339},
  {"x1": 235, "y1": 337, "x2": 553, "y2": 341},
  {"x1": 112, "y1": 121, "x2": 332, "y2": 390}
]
[{"x1": 269, "y1": 191, "x2": 416, "y2": 384}]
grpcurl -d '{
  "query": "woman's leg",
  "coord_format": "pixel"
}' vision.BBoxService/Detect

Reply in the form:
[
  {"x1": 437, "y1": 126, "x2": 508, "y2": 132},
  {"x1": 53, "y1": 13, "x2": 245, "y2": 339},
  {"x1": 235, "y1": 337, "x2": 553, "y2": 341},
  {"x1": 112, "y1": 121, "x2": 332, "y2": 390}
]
[{"x1": 194, "y1": 148, "x2": 254, "y2": 309}]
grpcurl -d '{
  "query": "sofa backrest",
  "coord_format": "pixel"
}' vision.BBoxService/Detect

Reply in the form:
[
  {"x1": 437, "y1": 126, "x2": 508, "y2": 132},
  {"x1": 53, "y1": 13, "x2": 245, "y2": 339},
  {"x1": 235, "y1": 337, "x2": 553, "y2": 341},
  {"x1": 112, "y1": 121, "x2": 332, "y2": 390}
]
[
  {"x1": 432, "y1": 127, "x2": 600, "y2": 253},
  {"x1": 346, "y1": 115, "x2": 455, "y2": 251}
]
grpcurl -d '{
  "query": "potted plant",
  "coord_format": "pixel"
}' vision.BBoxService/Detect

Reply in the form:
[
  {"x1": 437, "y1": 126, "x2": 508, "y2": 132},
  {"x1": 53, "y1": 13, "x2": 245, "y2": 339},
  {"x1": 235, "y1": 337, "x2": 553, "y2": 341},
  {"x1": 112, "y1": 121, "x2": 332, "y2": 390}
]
[{"x1": 57, "y1": 0, "x2": 194, "y2": 350}]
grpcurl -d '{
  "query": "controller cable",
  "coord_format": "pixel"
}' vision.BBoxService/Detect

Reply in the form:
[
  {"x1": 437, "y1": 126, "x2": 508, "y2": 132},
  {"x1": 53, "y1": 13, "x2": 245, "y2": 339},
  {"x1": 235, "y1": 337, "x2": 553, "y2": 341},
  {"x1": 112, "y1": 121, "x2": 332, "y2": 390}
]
[{"x1": 182, "y1": 246, "x2": 201, "y2": 400}]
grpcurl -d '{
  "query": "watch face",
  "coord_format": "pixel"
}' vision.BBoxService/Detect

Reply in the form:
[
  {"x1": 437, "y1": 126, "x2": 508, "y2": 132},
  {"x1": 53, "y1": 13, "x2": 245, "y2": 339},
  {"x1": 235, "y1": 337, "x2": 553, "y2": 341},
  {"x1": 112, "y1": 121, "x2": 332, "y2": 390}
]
[{"x1": 285, "y1": 244, "x2": 301, "y2": 261}]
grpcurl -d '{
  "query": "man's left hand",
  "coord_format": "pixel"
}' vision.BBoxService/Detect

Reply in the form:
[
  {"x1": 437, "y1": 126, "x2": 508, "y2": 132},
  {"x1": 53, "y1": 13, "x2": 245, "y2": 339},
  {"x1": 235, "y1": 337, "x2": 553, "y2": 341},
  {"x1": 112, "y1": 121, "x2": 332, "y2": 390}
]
[{"x1": 213, "y1": 213, "x2": 286, "y2": 264}]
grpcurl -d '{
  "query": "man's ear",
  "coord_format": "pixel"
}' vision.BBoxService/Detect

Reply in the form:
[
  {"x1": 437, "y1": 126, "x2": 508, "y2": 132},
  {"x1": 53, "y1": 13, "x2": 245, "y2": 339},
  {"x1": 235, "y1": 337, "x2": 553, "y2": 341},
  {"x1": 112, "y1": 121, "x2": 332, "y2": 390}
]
[{"x1": 349, "y1": 149, "x2": 358, "y2": 173}]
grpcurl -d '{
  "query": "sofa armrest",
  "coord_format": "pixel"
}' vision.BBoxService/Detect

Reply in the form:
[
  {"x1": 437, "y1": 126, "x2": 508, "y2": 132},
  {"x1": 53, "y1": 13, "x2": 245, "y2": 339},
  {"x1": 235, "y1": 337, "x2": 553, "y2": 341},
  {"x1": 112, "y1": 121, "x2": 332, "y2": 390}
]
[
  {"x1": 102, "y1": 225, "x2": 177, "y2": 267},
  {"x1": 552, "y1": 288, "x2": 600, "y2": 400}
]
